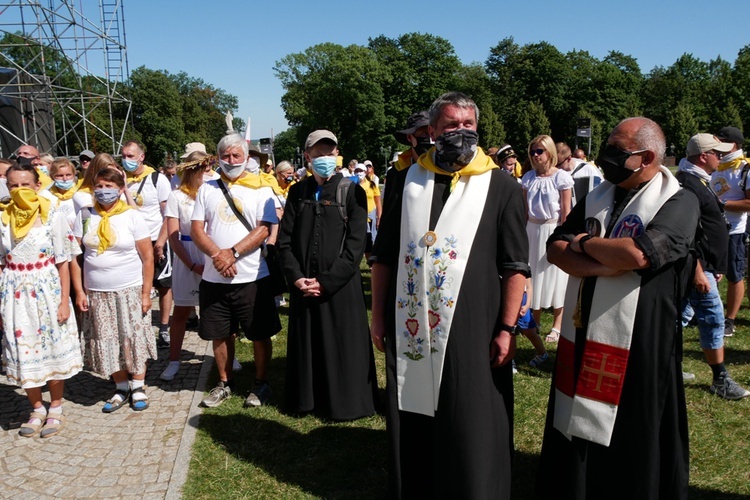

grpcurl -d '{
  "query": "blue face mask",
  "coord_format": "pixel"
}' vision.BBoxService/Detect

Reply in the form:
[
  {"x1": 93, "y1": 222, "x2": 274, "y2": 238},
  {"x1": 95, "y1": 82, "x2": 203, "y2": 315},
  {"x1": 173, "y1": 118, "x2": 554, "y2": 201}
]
[
  {"x1": 122, "y1": 159, "x2": 139, "y2": 172},
  {"x1": 37, "y1": 165, "x2": 49, "y2": 176},
  {"x1": 94, "y1": 188, "x2": 121, "y2": 205},
  {"x1": 311, "y1": 156, "x2": 337, "y2": 178},
  {"x1": 54, "y1": 179, "x2": 75, "y2": 191}
]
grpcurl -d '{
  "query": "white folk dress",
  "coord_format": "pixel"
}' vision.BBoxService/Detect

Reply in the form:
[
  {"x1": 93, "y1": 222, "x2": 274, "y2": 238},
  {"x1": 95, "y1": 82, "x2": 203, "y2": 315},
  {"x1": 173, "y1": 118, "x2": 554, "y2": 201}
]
[
  {"x1": 522, "y1": 169, "x2": 574, "y2": 309},
  {"x1": 0, "y1": 207, "x2": 82, "y2": 388},
  {"x1": 164, "y1": 190, "x2": 202, "y2": 307}
]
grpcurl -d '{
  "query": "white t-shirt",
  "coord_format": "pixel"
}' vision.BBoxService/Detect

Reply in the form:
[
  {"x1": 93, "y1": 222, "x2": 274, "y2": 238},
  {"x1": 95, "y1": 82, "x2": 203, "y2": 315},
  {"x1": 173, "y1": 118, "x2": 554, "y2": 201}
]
[
  {"x1": 127, "y1": 171, "x2": 171, "y2": 240},
  {"x1": 73, "y1": 207, "x2": 151, "y2": 291},
  {"x1": 711, "y1": 150, "x2": 748, "y2": 234},
  {"x1": 191, "y1": 179, "x2": 278, "y2": 284},
  {"x1": 165, "y1": 189, "x2": 195, "y2": 236},
  {"x1": 72, "y1": 189, "x2": 93, "y2": 214},
  {"x1": 522, "y1": 169, "x2": 574, "y2": 221}
]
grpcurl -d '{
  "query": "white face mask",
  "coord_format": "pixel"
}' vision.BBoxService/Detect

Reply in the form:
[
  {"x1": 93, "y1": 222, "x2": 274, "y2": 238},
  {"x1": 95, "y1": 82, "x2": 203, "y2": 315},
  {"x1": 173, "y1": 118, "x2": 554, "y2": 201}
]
[
  {"x1": 246, "y1": 156, "x2": 260, "y2": 174},
  {"x1": 356, "y1": 171, "x2": 366, "y2": 180},
  {"x1": 219, "y1": 159, "x2": 246, "y2": 180}
]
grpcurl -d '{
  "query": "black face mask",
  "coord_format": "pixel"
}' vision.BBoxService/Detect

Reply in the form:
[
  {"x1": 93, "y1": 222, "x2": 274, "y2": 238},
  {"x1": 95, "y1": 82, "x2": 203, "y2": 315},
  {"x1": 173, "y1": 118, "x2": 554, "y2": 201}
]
[
  {"x1": 413, "y1": 135, "x2": 434, "y2": 156},
  {"x1": 434, "y1": 129, "x2": 479, "y2": 171},
  {"x1": 597, "y1": 144, "x2": 644, "y2": 185}
]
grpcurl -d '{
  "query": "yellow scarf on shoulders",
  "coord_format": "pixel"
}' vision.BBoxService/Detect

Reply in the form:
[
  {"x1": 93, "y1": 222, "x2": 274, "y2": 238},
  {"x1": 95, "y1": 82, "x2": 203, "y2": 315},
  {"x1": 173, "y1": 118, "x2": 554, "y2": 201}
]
[
  {"x1": 94, "y1": 200, "x2": 131, "y2": 254},
  {"x1": 418, "y1": 147, "x2": 498, "y2": 191},
  {"x1": 126, "y1": 165, "x2": 156, "y2": 184},
  {"x1": 220, "y1": 172, "x2": 262, "y2": 190},
  {"x1": 49, "y1": 183, "x2": 79, "y2": 201},
  {"x1": 1, "y1": 188, "x2": 51, "y2": 239}
]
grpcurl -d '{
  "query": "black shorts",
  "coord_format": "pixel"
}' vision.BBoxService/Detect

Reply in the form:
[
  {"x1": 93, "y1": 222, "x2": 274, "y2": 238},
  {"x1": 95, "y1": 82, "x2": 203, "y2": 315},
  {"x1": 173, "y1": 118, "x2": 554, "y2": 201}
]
[
  {"x1": 153, "y1": 241, "x2": 173, "y2": 289},
  {"x1": 198, "y1": 276, "x2": 281, "y2": 341},
  {"x1": 727, "y1": 233, "x2": 746, "y2": 283}
]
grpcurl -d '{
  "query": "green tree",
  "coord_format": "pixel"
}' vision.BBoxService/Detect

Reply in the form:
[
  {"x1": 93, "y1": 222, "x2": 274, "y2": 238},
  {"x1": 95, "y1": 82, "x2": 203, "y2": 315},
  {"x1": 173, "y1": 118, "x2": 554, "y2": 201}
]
[{"x1": 272, "y1": 127, "x2": 305, "y2": 167}]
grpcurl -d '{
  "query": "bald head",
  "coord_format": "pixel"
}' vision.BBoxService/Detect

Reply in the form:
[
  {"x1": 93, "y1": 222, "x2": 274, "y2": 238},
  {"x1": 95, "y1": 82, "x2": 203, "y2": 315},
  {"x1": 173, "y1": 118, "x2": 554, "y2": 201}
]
[
  {"x1": 17, "y1": 144, "x2": 40, "y2": 159},
  {"x1": 607, "y1": 117, "x2": 665, "y2": 188}
]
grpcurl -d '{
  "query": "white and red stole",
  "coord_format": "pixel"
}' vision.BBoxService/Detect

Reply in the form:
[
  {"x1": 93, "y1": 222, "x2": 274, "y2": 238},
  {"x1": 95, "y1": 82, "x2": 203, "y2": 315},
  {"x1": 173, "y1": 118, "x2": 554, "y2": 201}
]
[
  {"x1": 394, "y1": 149, "x2": 495, "y2": 416},
  {"x1": 553, "y1": 166, "x2": 679, "y2": 446}
]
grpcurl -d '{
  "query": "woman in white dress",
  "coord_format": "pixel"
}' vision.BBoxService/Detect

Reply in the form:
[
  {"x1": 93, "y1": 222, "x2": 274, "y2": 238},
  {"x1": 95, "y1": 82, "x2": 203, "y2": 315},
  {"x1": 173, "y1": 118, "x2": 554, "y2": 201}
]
[
  {"x1": 71, "y1": 168, "x2": 155, "y2": 412},
  {"x1": 521, "y1": 135, "x2": 573, "y2": 342},
  {"x1": 159, "y1": 152, "x2": 214, "y2": 381},
  {"x1": 1, "y1": 164, "x2": 82, "y2": 437}
]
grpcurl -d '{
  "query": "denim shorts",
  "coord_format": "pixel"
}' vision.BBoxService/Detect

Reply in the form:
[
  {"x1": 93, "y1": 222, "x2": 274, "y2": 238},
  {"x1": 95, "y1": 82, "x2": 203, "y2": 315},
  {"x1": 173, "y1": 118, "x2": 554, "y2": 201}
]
[
  {"x1": 681, "y1": 271, "x2": 724, "y2": 350},
  {"x1": 727, "y1": 233, "x2": 746, "y2": 283}
]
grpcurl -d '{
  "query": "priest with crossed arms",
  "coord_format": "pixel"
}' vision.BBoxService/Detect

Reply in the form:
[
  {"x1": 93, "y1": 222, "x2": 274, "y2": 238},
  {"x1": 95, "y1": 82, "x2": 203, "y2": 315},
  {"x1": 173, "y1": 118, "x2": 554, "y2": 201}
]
[
  {"x1": 538, "y1": 117, "x2": 699, "y2": 499},
  {"x1": 370, "y1": 92, "x2": 529, "y2": 499}
]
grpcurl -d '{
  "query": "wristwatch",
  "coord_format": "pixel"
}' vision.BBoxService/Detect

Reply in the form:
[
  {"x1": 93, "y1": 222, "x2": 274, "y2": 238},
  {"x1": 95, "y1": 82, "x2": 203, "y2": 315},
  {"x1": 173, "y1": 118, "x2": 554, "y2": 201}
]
[
  {"x1": 500, "y1": 323, "x2": 519, "y2": 336},
  {"x1": 231, "y1": 246, "x2": 240, "y2": 259}
]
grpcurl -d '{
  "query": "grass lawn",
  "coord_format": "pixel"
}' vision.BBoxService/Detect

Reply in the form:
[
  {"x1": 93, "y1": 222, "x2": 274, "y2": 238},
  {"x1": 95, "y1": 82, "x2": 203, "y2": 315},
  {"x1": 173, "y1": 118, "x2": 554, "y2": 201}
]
[{"x1": 183, "y1": 265, "x2": 750, "y2": 499}]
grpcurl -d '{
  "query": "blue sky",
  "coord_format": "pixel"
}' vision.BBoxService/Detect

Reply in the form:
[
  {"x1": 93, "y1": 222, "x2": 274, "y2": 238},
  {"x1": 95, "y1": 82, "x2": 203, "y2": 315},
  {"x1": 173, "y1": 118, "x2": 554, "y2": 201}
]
[{"x1": 42, "y1": 1, "x2": 750, "y2": 139}]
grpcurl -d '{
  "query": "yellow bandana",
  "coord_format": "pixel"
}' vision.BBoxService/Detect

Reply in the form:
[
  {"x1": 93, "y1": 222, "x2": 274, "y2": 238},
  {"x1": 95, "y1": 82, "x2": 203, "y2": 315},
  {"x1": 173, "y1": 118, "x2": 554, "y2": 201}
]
[
  {"x1": 259, "y1": 171, "x2": 284, "y2": 194},
  {"x1": 126, "y1": 165, "x2": 156, "y2": 183},
  {"x1": 1, "y1": 188, "x2": 51, "y2": 239},
  {"x1": 717, "y1": 155, "x2": 747, "y2": 172},
  {"x1": 417, "y1": 147, "x2": 498, "y2": 191},
  {"x1": 396, "y1": 149, "x2": 415, "y2": 171},
  {"x1": 94, "y1": 200, "x2": 131, "y2": 254},
  {"x1": 49, "y1": 183, "x2": 79, "y2": 201},
  {"x1": 220, "y1": 172, "x2": 262, "y2": 190}
]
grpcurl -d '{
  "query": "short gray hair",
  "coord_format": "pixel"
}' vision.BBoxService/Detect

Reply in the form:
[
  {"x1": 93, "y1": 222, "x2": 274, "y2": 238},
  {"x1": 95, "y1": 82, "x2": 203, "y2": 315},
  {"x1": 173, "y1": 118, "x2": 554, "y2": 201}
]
[
  {"x1": 428, "y1": 92, "x2": 479, "y2": 127},
  {"x1": 622, "y1": 117, "x2": 666, "y2": 166},
  {"x1": 275, "y1": 160, "x2": 294, "y2": 174},
  {"x1": 217, "y1": 133, "x2": 248, "y2": 157}
]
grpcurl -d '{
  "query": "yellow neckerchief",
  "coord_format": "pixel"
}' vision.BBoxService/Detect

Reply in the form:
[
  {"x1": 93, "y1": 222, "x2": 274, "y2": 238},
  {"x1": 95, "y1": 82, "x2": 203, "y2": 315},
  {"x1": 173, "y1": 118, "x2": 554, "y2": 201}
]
[
  {"x1": 178, "y1": 184, "x2": 198, "y2": 199},
  {"x1": 417, "y1": 146, "x2": 498, "y2": 191},
  {"x1": 396, "y1": 149, "x2": 415, "y2": 171},
  {"x1": 37, "y1": 169, "x2": 53, "y2": 190},
  {"x1": 94, "y1": 200, "x2": 131, "y2": 254},
  {"x1": 219, "y1": 172, "x2": 262, "y2": 189},
  {"x1": 126, "y1": 165, "x2": 156, "y2": 184},
  {"x1": 1, "y1": 187, "x2": 51, "y2": 239},
  {"x1": 49, "y1": 182, "x2": 79, "y2": 201},
  {"x1": 77, "y1": 185, "x2": 93, "y2": 195},
  {"x1": 282, "y1": 179, "x2": 296, "y2": 197},
  {"x1": 258, "y1": 171, "x2": 283, "y2": 194},
  {"x1": 717, "y1": 153, "x2": 747, "y2": 172}
]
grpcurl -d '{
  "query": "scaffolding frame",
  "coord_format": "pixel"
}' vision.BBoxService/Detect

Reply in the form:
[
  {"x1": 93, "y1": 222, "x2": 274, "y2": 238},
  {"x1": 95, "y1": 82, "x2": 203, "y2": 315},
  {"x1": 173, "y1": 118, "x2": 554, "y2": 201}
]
[{"x1": 0, "y1": 0, "x2": 131, "y2": 157}]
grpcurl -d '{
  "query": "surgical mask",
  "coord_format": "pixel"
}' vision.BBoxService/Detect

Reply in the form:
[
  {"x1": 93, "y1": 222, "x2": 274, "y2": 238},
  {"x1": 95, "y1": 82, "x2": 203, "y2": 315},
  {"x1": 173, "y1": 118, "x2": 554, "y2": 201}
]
[
  {"x1": 598, "y1": 144, "x2": 645, "y2": 185},
  {"x1": 246, "y1": 156, "x2": 260, "y2": 174},
  {"x1": 311, "y1": 156, "x2": 337, "y2": 178},
  {"x1": 284, "y1": 175, "x2": 294, "y2": 183},
  {"x1": 434, "y1": 129, "x2": 479, "y2": 171},
  {"x1": 54, "y1": 179, "x2": 75, "y2": 190},
  {"x1": 414, "y1": 135, "x2": 434, "y2": 156},
  {"x1": 219, "y1": 159, "x2": 246, "y2": 180},
  {"x1": 94, "y1": 188, "x2": 120, "y2": 205},
  {"x1": 122, "y1": 159, "x2": 139, "y2": 172},
  {"x1": 37, "y1": 165, "x2": 49, "y2": 176}
]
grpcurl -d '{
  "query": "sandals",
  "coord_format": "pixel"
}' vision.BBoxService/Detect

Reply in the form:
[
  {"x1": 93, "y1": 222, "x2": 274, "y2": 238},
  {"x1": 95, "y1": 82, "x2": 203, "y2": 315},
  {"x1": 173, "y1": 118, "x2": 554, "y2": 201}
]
[
  {"x1": 130, "y1": 387, "x2": 149, "y2": 411},
  {"x1": 546, "y1": 328, "x2": 561, "y2": 343},
  {"x1": 18, "y1": 410, "x2": 47, "y2": 437},
  {"x1": 102, "y1": 389, "x2": 130, "y2": 413},
  {"x1": 40, "y1": 413, "x2": 66, "y2": 438}
]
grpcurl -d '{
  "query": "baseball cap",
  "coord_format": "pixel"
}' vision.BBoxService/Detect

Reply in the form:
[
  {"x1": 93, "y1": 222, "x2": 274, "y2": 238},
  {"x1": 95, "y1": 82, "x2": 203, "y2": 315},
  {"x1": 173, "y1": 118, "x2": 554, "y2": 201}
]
[
  {"x1": 181, "y1": 142, "x2": 207, "y2": 158},
  {"x1": 353, "y1": 163, "x2": 366, "y2": 173},
  {"x1": 394, "y1": 111, "x2": 430, "y2": 145},
  {"x1": 79, "y1": 150, "x2": 95, "y2": 160},
  {"x1": 686, "y1": 133, "x2": 734, "y2": 156},
  {"x1": 715, "y1": 126, "x2": 744, "y2": 147},
  {"x1": 305, "y1": 130, "x2": 338, "y2": 149},
  {"x1": 363, "y1": 159, "x2": 373, "y2": 167}
]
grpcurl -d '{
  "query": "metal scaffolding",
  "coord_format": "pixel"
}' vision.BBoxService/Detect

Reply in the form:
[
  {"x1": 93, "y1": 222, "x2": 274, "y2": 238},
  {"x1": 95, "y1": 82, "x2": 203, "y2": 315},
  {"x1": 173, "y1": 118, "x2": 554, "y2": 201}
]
[{"x1": 0, "y1": 0, "x2": 131, "y2": 157}]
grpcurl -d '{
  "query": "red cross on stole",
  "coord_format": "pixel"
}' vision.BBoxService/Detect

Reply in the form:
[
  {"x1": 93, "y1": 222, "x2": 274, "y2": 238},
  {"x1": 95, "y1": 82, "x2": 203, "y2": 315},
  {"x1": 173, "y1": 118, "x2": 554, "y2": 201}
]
[{"x1": 576, "y1": 341, "x2": 629, "y2": 405}]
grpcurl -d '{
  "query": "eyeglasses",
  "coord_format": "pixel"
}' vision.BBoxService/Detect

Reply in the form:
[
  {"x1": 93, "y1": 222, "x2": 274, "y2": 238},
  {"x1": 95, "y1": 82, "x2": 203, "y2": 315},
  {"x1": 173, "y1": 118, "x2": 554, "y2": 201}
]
[
  {"x1": 706, "y1": 150, "x2": 724, "y2": 159},
  {"x1": 530, "y1": 149, "x2": 545, "y2": 156}
]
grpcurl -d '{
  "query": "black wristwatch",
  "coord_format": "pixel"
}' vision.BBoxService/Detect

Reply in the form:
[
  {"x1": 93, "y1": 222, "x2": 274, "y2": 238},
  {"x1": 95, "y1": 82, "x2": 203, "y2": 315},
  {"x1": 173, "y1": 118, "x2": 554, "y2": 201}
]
[
  {"x1": 579, "y1": 234, "x2": 594, "y2": 255},
  {"x1": 231, "y1": 246, "x2": 240, "y2": 259},
  {"x1": 500, "y1": 323, "x2": 519, "y2": 336}
]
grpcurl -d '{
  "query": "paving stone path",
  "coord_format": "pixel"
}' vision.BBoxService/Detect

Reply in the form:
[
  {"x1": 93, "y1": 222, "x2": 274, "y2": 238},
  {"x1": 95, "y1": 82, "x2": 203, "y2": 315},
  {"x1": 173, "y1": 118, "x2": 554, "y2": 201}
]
[{"x1": 0, "y1": 315, "x2": 211, "y2": 499}]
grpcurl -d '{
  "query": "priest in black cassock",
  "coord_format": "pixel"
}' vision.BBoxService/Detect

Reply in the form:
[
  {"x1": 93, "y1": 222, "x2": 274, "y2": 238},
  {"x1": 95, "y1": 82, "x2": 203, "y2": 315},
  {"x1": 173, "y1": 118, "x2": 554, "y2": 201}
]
[
  {"x1": 371, "y1": 92, "x2": 529, "y2": 499},
  {"x1": 277, "y1": 129, "x2": 378, "y2": 421},
  {"x1": 538, "y1": 117, "x2": 698, "y2": 499}
]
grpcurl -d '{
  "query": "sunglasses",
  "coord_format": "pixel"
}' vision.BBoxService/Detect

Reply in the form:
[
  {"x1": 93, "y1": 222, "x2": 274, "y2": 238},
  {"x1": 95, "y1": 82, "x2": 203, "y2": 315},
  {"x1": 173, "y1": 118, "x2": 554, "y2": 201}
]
[{"x1": 530, "y1": 148, "x2": 546, "y2": 156}]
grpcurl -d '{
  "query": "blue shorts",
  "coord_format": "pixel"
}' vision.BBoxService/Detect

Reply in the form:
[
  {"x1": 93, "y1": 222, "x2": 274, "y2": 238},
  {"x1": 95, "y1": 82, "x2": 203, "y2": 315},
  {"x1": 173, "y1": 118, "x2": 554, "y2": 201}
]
[
  {"x1": 681, "y1": 272, "x2": 724, "y2": 350},
  {"x1": 517, "y1": 292, "x2": 537, "y2": 330},
  {"x1": 727, "y1": 233, "x2": 746, "y2": 283}
]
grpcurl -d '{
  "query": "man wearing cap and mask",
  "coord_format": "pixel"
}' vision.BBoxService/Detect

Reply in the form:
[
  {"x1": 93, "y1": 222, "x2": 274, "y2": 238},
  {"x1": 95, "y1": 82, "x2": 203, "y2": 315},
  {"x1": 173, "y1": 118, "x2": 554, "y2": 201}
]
[
  {"x1": 121, "y1": 140, "x2": 174, "y2": 347},
  {"x1": 538, "y1": 117, "x2": 698, "y2": 499},
  {"x1": 710, "y1": 126, "x2": 749, "y2": 337},
  {"x1": 277, "y1": 129, "x2": 378, "y2": 420},
  {"x1": 190, "y1": 132, "x2": 281, "y2": 408},
  {"x1": 677, "y1": 133, "x2": 749, "y2": 400},
  {"x1": 370, "y1": 92, "x2": 529, "y2": 498}
]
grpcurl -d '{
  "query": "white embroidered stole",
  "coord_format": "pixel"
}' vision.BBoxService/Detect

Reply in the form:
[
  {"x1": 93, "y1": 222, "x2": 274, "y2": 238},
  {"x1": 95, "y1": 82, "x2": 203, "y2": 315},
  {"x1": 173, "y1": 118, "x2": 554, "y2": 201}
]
[
  {"x1": 395, "y1": 165, "x2": 491, "y2": 416},
  {"x1": 553, "y1": 166, "x2": 679, "y2": 446}
]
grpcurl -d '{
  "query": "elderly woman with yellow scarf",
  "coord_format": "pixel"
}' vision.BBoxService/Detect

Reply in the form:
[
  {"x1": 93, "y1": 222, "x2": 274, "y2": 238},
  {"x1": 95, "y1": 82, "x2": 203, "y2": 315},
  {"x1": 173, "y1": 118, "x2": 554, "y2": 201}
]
[
  {"x1": 70, "y1": 168, "x2": 155, "y2": 412},
  {"x1": 0, "y1": 163, "x2": 82, "y2": 438}
]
